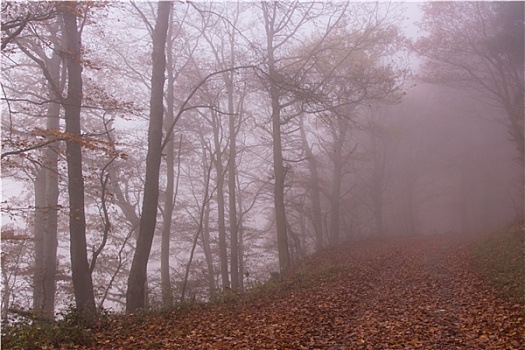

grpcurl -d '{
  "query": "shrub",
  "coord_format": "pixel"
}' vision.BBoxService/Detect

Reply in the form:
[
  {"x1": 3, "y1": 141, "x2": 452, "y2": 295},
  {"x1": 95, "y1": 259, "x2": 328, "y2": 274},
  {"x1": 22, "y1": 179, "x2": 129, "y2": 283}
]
[{"x1": 0, "y1": 306, "x2": 110, "y2": 349}]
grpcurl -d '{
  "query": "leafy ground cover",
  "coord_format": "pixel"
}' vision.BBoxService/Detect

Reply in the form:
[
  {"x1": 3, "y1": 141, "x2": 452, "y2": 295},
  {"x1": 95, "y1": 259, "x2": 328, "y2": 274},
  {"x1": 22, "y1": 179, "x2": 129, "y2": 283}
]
[
  {"x1": 4, "y1": 233, "x2": 524, "y2": 349},
  {"x1": 472, "y1": 224, "x2": 525, "y2": 305}
]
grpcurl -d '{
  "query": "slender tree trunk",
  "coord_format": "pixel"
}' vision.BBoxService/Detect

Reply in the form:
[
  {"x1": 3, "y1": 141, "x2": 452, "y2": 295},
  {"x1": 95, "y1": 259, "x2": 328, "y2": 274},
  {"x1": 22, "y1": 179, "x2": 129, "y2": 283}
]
[
  {"x1": 237, "y1": 221, "x2": 245, "y2": 293},
  {"x1": 181, "y1": 147, "x2": 213, "y2": 302},
  {"x1": 271, "y1": 96, "x2": 290, "y2": 272},
  {"x1": 227, "y1": 71, "x2": 240, "y2": 292},
  {"x1": 108, "y1": 164, "x2": 145, "y2": 305},
  {"x1": 1, "y1": 269, "x2": 10, "y2": 321},
  {"x1": 126, "y1": 1, "x2": 171, "y2": 313},
  {"x1": 30, "y1": 18, "x2": 62, "y2": 321},
  {"x1": 201, "y1": 195, "x2": 216, "y2": 299},
  {"x1": 160, "y1": 120, "x2": 174, "y2": 307},
  {"x1": 211, "y1": 110, "x2": 230, "y2": 290},
  {"x1": 264, "y1": 6, "x2": 290, "y2": 272},
  {"x1": 33, "y1": 169, "x2": 46, "y2": 314},
  {"x1": 299, "y1": 115, "x2": 324, "y2": 251},
  {"x1": 40, "y1": 52, "x2": 61, "y2": 321},
  {"x1": 329, "y1": 122, "x2": 346, "y2": 246},
  {"x1": 370, "y1": 131, "x2": 385, "y2": 236},
  {"x1": 235, "y1": 173, "x2": 245, "y2": 293},
  {"x1": 60, "y1": 1, "x2": 95, "y2": 318},
  {"x1": 160, "y1": 11, "x2": 176, "y2": 308}
]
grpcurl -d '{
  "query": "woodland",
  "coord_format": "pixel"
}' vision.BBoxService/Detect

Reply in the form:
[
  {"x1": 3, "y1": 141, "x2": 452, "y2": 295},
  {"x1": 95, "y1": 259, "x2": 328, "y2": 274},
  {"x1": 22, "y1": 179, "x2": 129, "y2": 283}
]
[{"x1": 1, "y1": 1, "x2": 524, "y2": 347}]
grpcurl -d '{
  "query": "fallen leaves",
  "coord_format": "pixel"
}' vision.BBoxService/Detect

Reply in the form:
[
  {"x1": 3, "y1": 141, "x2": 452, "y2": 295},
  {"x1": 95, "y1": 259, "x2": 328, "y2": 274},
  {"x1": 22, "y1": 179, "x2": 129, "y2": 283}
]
[{"x1": 82, "y1": 235, "x2": 524, "y2": 349}]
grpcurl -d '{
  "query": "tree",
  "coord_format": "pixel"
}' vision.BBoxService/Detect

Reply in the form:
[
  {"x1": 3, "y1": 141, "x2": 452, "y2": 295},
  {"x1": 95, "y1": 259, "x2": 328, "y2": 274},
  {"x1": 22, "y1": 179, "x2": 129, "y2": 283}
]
[
  {"x1": 1, "y1": 2, "x2": 55, "y2": 51},
  {"x1": 291, "y1": 4, "x2": 408, "y2": 244},
  {"x1": 258, "y1": 1, "x2": 346, "y2": 272},
  {"x1": 256, "y1": 1, "x2": 411, "y2": 265},
  {"x1": 416, "y1": 2, "x2": 524, "y2": 164},
  {"x1": 126, "y1": 0, "x2": 171, "y2": 313},
  {"x1": 7, "y1": 11, "x2": 65, "y2": 320},
  {"x1": 326, "y1": 116, "x2": 354, "y2": 245},
  {"x1": 298, "y1": 115, "x2": 325, "y2": 250},
  {"x1": 59, "y1": 1, "x2": 96, "y2": 318},
  {"x1": 32, "y1": 22, "x2": 62, "y2": 321},
  {"x1": 360, "y1": 108, "x2": 392, "y2": 237},
  {"x1": 160, "y1": 6, "x2": 187, "y2": 308}
]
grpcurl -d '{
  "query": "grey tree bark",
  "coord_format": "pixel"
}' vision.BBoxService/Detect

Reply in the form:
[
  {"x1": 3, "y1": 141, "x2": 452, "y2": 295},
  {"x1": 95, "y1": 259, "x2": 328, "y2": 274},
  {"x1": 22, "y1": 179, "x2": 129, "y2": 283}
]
[
  {"x1": 227, "y1": 72, "x2": 241, "y2": 292},
  {"x1": 13, "y1": 14, "x2": 63, "y2": 322},
  {"x1": 126, "y1": 0, "x2": 171, "y2": 313},
  {"x1": 328, "y1": 118, "x2": 349, "y2": 246},
  {"x1": 298, "y1": 115, "x2": 324, "y2": 251},
  {"x1": 38, "y1": 33, "x2": 62, "y2": 321},
  {"x1": 160, "y1": 9, "x2": 177, "y2": 308},
  {"x1": 262, "y1": 2, "x2": 291, "y2": 272},
  {"x1": 210, "y1": 108, "x2": 230, "y2": 290},
  {"x1": 201, "y1": 198, "x2": 217, "y2": 299},
  {"x1": 59, "y1": 1, "x2": 96, "y2": 318},
  {"x1": 33, "y1": 169, "x2": 46, "y2": 314},
  {"x1": 39, "y1": 92, "x2": 60, "y2": 321}
]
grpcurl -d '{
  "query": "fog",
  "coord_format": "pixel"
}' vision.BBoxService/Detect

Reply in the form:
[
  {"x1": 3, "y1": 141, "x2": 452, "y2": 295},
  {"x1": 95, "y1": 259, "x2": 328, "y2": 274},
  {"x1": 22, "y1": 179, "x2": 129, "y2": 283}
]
[
  {"x1": 353, "y1": 83, "x2": 522, "y2": 237},
  {"x1": 1, "y1": 1, "x2": 523, "y2": 318}
]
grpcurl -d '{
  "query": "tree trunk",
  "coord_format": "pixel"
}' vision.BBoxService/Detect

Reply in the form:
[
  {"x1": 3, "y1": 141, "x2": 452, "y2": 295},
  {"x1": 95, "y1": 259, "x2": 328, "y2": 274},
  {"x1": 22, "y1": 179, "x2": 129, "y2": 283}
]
[
  {"x1": 33, "y1": 169, "x2": 46, "y2": 315},
  {"x1": 271, "y1": 97, "x2": 291, "y2": 272},
  {"x1": 181, "y1": 147, "x2": 213, "y2": 302},
  {"x1": 160, "y1": 111, "x2": 174, "y2": 308},
  {"x1": 299, "y1": 115, "x2": 324, "y2": 251},
  {"x1": 27, "y1": 17, "x2": 62, "y2": 322},
  {"x1": 263, "y1": 4, "x2": 290, "y2": 272},
  {"x1": 211, "y1": 110, "x2": 230, "y2": 290},
  {"x1": 201, "y1": 196, "x2": 216, "y2": 299},
  {"x1": 60, "y1": 1, "x2": 96, "y2": 318},
  {"x1": 126, "y1": 1, "x2": 171, "y2": 313},
  {"x1": 227, "y1": 70, "x2": 240, "y2": 292},
  {"x1": 160, "y1": 11, "x2": 176, "y2": 308},
  {"x1": 370, "y1": 130, "x2": 385, "y2": 236},
  {"x1": 40, "y1": 50, "x2": 61, "y2": 321},
  {"x1": 235, "y1": 172, "x2": 245, "y2": 293},
  {"x1": 237, "y1": 221, "x2": 245, "y2": 293},
  {"x1": 329, "y1": 120, "x2": 346, "y2": 246}
]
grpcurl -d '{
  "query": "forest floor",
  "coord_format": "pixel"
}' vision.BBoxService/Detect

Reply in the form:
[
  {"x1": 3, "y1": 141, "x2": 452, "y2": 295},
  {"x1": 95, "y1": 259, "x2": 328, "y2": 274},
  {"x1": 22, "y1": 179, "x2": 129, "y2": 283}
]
[{"x1": 83, "y1": 233, "x2": 524, "y2": 349}]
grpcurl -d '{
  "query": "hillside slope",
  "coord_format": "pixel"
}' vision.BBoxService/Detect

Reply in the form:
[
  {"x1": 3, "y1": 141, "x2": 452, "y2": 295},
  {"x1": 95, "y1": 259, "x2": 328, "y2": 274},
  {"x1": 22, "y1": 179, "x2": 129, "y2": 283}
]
[{"x1": 86, "y1": 235, "x2": 524, "y2": 349}]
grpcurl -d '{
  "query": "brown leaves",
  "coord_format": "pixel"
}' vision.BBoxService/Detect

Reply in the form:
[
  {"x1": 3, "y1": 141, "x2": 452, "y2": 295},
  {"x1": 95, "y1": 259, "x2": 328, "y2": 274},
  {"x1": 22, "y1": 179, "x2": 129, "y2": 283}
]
[{"x1": 83, "y1": 235, "x2": 524, "y2": 349}]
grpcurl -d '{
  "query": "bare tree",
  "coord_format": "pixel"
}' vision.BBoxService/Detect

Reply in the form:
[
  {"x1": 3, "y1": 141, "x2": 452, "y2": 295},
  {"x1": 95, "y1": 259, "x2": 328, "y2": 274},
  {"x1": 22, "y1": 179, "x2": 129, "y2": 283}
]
[
  {"x1": 298, "y1": 115, "x2": 325, "y2": 250},
  {"x1": 10, "y1": 16, "x2": 65, "y2": 320},
  {"x1": 59, "y1": 1, "x2": 96, "y2": 318},
  {"x1": 1, "y1": 2, "x2": 55, "y2": 51},
  {"x1": 126, "y1": 0, "x2": 171, "y2": 314},
  {"x1": 326, "y1": 116, "x2": 354, "y2": 245},
  {"x1": 258, "y1": 1, "x2": 336, "y2": 272}
]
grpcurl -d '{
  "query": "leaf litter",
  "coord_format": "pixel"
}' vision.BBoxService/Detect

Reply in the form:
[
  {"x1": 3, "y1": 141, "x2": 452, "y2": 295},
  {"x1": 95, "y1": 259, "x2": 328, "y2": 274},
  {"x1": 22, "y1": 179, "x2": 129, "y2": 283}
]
[{"x1": 82, "y1": 235, "x2": 524, "y2": 350}]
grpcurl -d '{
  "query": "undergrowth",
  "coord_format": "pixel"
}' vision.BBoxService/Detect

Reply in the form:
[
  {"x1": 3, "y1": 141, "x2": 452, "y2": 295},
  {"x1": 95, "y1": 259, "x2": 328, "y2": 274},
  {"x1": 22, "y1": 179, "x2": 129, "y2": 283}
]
[
  {"x1": 472, "y1": 223, "x2": 525, "y2": 305},
  {"x1": 242, "y1": 246, "x2": 349, "y2": 302},
  {"x1": 0, "y1": 306, "x2": 108, "y2": 350}
]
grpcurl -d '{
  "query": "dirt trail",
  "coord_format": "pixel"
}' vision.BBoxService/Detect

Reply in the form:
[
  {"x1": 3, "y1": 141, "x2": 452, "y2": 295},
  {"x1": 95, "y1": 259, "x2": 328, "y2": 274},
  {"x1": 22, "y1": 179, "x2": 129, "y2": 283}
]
[
  {"x1": 335, "y1": 236, "x2": 524, "y2": 349},
  {"x1": 87, "y1": 235, "x2": 524, "y2": 350}
]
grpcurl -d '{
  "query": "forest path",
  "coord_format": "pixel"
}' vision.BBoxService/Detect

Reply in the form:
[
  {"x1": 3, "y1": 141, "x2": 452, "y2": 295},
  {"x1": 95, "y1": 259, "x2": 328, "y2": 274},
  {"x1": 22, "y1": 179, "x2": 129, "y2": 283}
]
[{"x1": 87, "y1": 235, "x2": 524, "y2": 350}]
